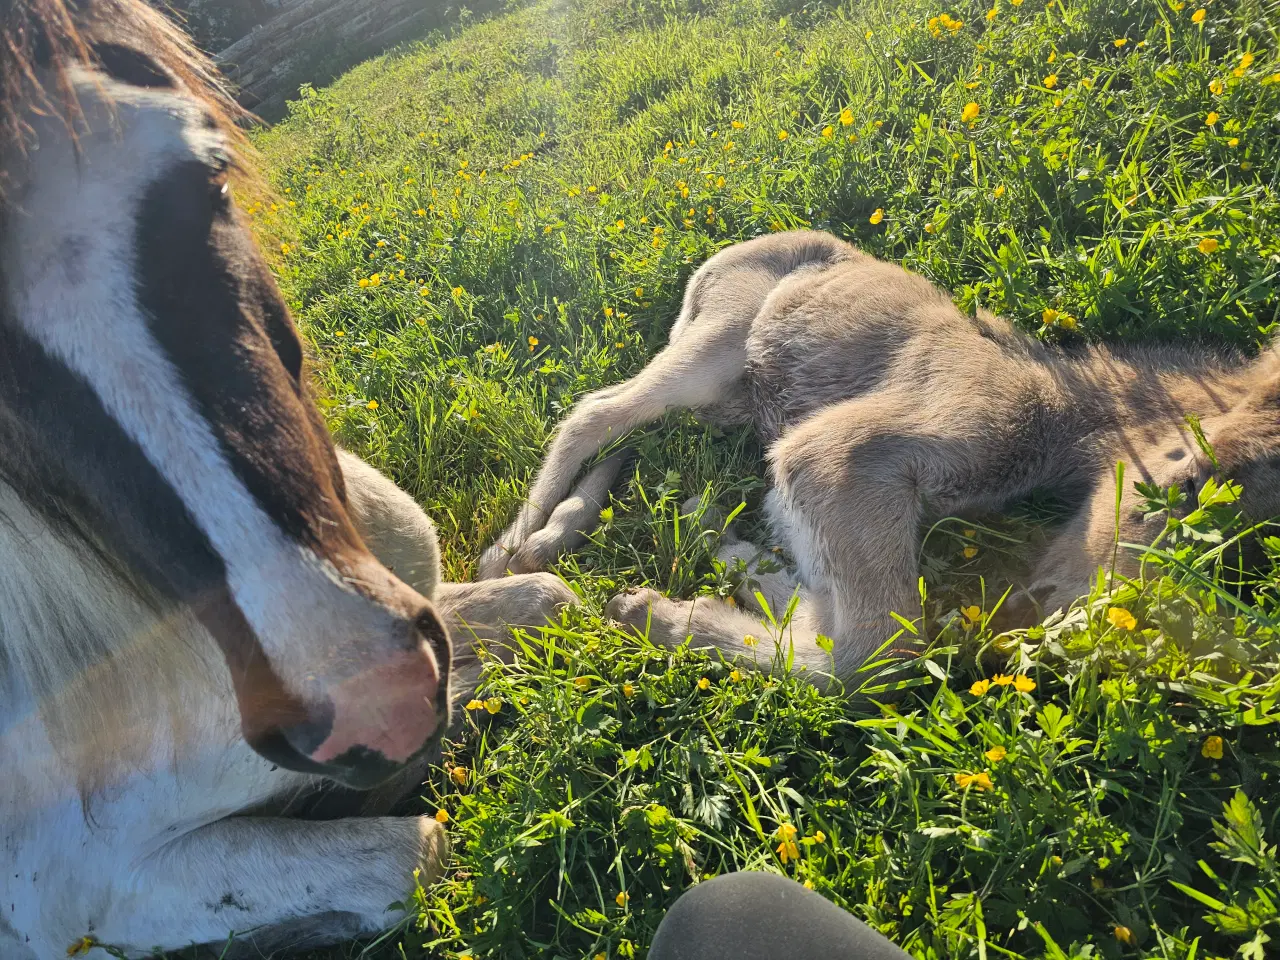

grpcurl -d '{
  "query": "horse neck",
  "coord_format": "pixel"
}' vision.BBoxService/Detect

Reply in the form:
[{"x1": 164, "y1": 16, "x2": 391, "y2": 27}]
[{"x1": 0, "y1": 480, "x2": 235, "y2": 794}]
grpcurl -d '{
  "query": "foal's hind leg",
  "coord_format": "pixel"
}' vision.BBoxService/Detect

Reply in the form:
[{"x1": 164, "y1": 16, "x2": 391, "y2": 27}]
[
  {"x1": 605, "y1": 586, "x2": 835, "y2": 680},
  {"x1": 608, "y1": 497, "x2": 830, "y2": 677},
  {"x1": 760, "y1": 390, "x2": 1070, "y2": 677}
]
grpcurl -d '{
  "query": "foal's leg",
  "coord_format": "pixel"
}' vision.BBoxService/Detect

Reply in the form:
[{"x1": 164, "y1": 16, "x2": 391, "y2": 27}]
[
  {"x1": 605, "y1": 586, "x2": 834, "y2": 680},
  {"x1": 762, "y1": 390, "x2": 1073, "y2": 676},
  {"x1": 88, "y1": 815, "x2": 446, "y2": 956},
  {"x1": 435, "y1": 575, "x2": 578, "y2": 703},
  {"x1": 613, "y1": 390, "x2": 1069, "y2": 682},
  {"x1": 478, "y1": 325, "x2": 751, "y2": 578},
  {"x1": 489, "y1": 451, "x2": 629, "y2": 577},
  {"x1": 606, "y1": 496, "x2": 831, "y2": 676},
  {"x1": 682, "y1": 495, "x2": 802, "y2": 616}
]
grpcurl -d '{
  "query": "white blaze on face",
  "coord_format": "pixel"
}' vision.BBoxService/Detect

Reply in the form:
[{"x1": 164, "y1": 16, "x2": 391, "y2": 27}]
[{"x1": 0, "y1": 69, "x2": 407, "y2": 697}]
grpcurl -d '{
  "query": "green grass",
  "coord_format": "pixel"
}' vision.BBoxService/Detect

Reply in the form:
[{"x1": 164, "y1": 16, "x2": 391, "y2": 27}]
[{"x1": 252, "y1": 0, "x2": 1280, "y2": 956}]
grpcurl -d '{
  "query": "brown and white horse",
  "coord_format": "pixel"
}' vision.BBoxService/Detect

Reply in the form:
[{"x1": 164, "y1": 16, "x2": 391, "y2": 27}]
[{"x1": 0, "y1": 1, "x2": 577, "y2": 955}]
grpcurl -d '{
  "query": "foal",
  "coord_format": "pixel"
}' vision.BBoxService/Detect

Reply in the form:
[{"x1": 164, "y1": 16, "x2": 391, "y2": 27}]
[
  {"x1": 1, "y1": 2, "x2": 572, "y2": 955},
  {"x1": 482, "y1": 230, "x2": 1280, "y2": 681}
]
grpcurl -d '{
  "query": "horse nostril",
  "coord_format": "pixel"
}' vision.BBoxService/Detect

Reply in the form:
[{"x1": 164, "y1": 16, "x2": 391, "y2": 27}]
[{"x1": 280, "y1": 697, "x2": 335, "y2": 756}]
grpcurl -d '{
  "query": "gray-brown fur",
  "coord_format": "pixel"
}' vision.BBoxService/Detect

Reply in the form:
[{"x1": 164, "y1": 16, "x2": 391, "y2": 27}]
[{"x1": 482, "y1": 230, "x2": 1280, "y2": 683}]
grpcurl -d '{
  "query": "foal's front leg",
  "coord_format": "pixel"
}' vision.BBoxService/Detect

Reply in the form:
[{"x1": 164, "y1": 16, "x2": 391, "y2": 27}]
[
  {"x1": 606, "y1": 498, "x2": 834, "y2": 680},
  {"x1": 435, "y1": 574, "x2": 578, "y2": 702},
  {"x1": 92, "y1": 815, "x2": 445, "y2": 956}
]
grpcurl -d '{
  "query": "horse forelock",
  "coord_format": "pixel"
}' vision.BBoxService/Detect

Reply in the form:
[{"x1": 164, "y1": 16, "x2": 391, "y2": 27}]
[{"x1": 0, "y1": 0, "x2": 250, "y2": 199}]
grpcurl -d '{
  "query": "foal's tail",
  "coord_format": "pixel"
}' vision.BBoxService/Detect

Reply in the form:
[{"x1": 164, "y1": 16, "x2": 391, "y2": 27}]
[{"x1": 478, "y1": 230, "x2": 857, "y2": 579}]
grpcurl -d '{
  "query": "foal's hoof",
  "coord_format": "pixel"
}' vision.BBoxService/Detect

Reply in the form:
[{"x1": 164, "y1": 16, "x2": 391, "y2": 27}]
[{"x1": 605, "y1": 587, "x2": 663, "y2": 635}]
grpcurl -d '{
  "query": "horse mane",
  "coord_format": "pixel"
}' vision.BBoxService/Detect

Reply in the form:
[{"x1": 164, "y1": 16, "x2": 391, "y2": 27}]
[{"x1": 0, "y1": 0, "x2": 249, "y2": 197}]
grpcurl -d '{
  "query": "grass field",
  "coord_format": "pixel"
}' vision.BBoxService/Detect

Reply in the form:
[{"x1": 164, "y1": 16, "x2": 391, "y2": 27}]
[{"x1": 253, "y1": 0, "x2": 1280, "y2": 957}]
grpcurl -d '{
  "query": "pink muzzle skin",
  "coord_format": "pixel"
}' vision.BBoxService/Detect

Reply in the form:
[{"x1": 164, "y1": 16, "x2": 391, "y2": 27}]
[{"x1": 309, "y1": 647, "x2": 443, "y2": 766}]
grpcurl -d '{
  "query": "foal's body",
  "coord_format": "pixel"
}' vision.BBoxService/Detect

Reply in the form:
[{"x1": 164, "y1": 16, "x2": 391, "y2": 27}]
[{"x1": 484, "y1": 231, "x2": 1280, "y2": 680}]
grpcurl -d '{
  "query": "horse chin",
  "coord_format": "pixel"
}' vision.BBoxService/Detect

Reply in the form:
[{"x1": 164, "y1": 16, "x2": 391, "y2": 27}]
[{"x1": 247, "y1": 722, "x2": 448, "y2": 791}]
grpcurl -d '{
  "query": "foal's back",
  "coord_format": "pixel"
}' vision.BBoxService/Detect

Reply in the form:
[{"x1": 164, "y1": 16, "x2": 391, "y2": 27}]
[{"x1": 726, "y1": 233, "x2": 1254, "y2": 463}]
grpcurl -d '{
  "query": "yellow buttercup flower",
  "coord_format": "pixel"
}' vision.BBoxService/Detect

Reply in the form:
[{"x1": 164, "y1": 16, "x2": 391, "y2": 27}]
[
  {"x1": 993, "y1": 184, "x2": 1006, "y2": 198},
  {"x1": 992, "y1": 674, "x2": 1014, "y2": 686},
  {"x1": 67, "y1": 938, "x2": 95, "y2": 957},
  {"x1": 821, "y1": 125, "x2": 834, "y2": 138},
  {"x1": 1209, "y1": 78, "x2": 1225, "y2": 94},
  {"x1": 970, "y1": 679, "x2": 991, "y2": 696},
  {"x1": 1201, "y1": 735, "x2": 1224, "y2": 759},
  {"x1": 985, "y1": 745, "x2": 1007, "y2": 761},
  {"x1": 528, "y1": 335, "x2": 539, "y2": 350},
  {"x1": 869, "y1": 208, "x2": 884, "y2": 224},
  {"x1": 615, "y1": 891, "x2": 629, "y2": 907},
  {"x1": 1205, "y1": 111, "x2": 1220, "y2": 126},
  {"x1": 961, "y1": 605, "x2": 982, "y2": 625},
  {"x1": 840, "y1": 107, "x2": 854, "y2": 126},
  {"x1": 1191, "y1": 7, "x2": 1206, "y2": 22},
  {"x1": 1014, "y1": 675, "x2": 1036, "y2": 693},
  {"x1": 1107, "y1": 607, "x2": 1138, "y2": 630},
  {"x1": 484, "y1": 697, "x2": 502, "y2": 714},
  {"x1": 366, "y1": 400, "x2": 379, "y2": 411},
  {"x1": 963, "y1": 545, "x2": 979, "y2": 559},
  {"x1": 1113, "y1": 37, "x2": 1128, "y2": 47},
  {"x1": 777, "y1": 129, "x2": 789, "y2": 141},
  {"x1": 622, "y1": 682, "x2": 636, "y2": 697},
  {"x1": 1198, "y1": 237, "x2": 1220, "y2": 255},
  {"x1": 450, "y1": 766, "x2": 468, "y2": 786},
  {"x1": 574, "y1": 676, "x2": 591, "y2": 690},
  {"x1": 1238, "y1": 52, "x2": 1254, "y2": 70},
  {"x1": 1114, "y1": 925, "x2": 1136, "y2": 946},
  {"x1": 729, "y1": 669, "x2": 742, "y2": 682},
  {"x1": 743, "y1": 634, "x2": 759, "y2": 647},
  {"x1": 775, "y1": 823, "x2": 801, "y2": 862},
  {"x1": 961, "y1": 101, "x2": 980, "y2": 123},
  {"x1": 434, "y1": 808, "x2": 450, "y2": 823},
  {"x1": 955, "y1": 771, "x2": 994, "y2": 791},
  {"x1": 1043, "y1": 73, "x2": 1059, "y2": 89},
  {"x1": 697, "y1": 677, "x2": 711, "y2": 690},
  {"x1": 465, "y1": 699, "x2": 484, "y2": 710}
]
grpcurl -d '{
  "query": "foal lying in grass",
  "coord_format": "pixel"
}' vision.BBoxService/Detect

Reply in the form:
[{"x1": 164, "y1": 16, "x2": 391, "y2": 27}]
[{"x1": 482, "y1": 230, "x2": 1280, "y2": 681}]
